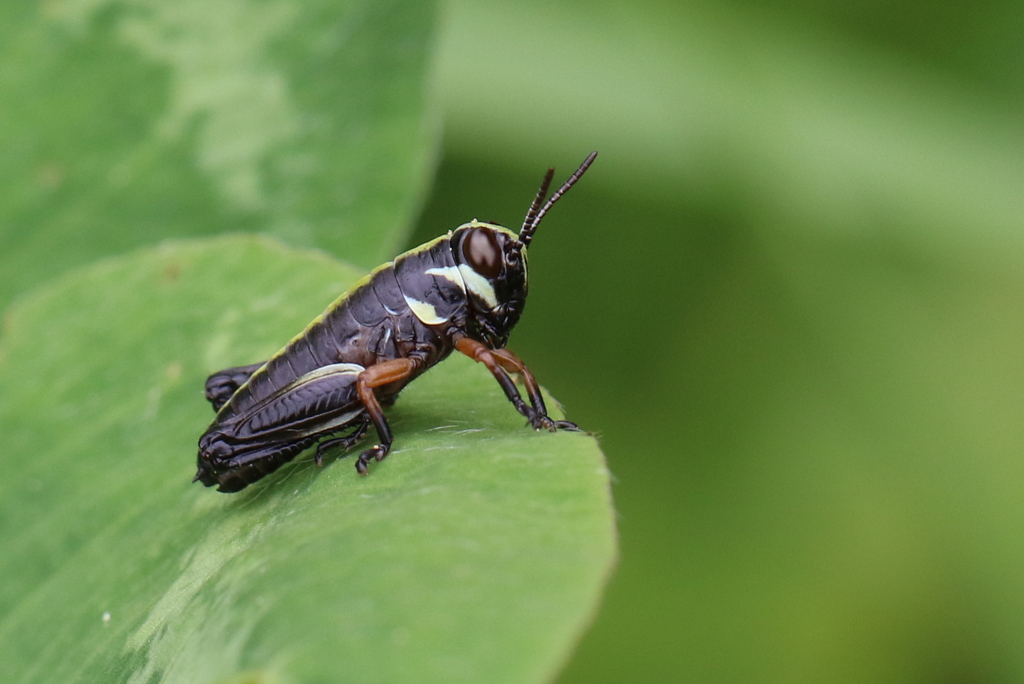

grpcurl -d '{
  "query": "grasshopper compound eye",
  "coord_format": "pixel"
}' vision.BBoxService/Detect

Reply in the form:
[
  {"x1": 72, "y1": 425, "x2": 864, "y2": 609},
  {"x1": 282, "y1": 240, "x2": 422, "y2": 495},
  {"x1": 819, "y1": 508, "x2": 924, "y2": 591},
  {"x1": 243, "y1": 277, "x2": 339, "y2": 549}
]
[
  {"x1": 461, "y1": 228, "x2": 502, "y2": 279},
  {"x1": 196, "y1": 152, "x2": 598, "y2": 491}
]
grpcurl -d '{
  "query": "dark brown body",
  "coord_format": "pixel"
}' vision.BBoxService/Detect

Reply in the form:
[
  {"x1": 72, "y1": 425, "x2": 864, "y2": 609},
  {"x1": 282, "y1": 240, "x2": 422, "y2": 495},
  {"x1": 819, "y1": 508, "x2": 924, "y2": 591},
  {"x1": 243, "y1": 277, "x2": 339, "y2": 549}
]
[
  {"x1": 222, "y1": 236, "x2": 463, "y2": 419},
  {"x1": 198, "y1": 235, "x2": 468, "y2": 492},
  {"x1": 196, "y1": 152, "x2": 596, "y2": 492}
]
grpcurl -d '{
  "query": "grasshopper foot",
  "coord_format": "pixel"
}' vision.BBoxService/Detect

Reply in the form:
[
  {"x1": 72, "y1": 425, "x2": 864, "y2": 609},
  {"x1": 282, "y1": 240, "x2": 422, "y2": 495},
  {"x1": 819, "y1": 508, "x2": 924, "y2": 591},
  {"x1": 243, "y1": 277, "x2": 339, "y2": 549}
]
[{"x1": 356, "y1": 444, "x2": 389, "y2": 475}]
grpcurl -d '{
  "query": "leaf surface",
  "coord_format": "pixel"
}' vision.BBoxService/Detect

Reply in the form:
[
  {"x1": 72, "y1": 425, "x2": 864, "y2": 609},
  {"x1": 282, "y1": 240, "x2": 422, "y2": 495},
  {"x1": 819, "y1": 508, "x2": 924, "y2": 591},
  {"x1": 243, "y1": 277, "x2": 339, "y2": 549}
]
[
  {"x1": 0, "y1": 236, "x2": 615, "y2": 684},
  {"x1": 0, "y1": 0, "x2": 439, "y2": 311}
]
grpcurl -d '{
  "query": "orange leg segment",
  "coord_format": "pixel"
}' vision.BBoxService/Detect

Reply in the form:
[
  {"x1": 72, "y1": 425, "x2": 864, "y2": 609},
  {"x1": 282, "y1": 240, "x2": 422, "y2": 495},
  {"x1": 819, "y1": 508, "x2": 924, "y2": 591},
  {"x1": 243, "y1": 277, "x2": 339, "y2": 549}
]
[
  {"x1": 353, "y1": 357, "x2": 420, "y2": 474},
  {"x1": 455, "y1": 337, "x2": 577, "y2": 431},
  {"x1": 491, "y1": 348, "x2": 550, "y2": 419}
]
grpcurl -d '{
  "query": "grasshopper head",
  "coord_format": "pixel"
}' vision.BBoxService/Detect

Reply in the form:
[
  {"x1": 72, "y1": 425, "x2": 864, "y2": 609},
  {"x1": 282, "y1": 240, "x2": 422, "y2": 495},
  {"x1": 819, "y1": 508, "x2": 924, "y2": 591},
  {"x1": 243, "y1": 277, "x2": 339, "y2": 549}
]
[
  {"x1": 450, "y1": 151, "x2": 597, "y2": 349},
  {"x1": 451, "y1": 221, "x2": 527, "y2": 349}
]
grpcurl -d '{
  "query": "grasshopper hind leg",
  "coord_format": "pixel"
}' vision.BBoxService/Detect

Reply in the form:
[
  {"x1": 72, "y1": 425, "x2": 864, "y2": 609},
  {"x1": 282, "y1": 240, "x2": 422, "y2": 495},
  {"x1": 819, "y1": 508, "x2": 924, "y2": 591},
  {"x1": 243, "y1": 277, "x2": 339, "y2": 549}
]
[
  {"x1": 202, "y1": 436, "x2": 318, "y2": 493},
  {"x1": 205, "y1": 362, "x2": 265, "y2": 412}
]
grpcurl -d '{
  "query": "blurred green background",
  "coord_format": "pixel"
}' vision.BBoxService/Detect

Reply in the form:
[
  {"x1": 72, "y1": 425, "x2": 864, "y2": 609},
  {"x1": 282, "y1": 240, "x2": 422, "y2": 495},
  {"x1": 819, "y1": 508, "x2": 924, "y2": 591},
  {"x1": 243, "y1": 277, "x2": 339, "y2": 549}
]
[
  {"x1": 420, "y1": 0, "x2": 1024, "y2": 682},
  {"x1": 3, "y1": 0, "x2": 1022, "y2": 680}
]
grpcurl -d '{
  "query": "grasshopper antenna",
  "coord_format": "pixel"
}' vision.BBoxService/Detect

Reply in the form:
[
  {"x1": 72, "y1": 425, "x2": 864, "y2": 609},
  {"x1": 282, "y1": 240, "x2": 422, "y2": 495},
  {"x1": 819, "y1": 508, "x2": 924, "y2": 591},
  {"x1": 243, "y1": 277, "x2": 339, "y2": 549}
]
[{"x1": 518, "y1": 151, "x2": 597, "y2": 248}]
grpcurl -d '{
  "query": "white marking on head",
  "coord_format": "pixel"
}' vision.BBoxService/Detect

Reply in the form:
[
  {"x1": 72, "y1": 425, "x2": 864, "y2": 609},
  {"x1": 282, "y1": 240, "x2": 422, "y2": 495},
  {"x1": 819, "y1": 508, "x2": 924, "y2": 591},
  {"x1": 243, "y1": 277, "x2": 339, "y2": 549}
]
[
  {"x1": 458, "y1": 264, "x2": 498, "y2": 309},
  {"x1": 425, "y1": 266, "x2": 466, "y2": 291},
  {"x1": 403, "y1": 295, "x2": 448, "y2": 325}
]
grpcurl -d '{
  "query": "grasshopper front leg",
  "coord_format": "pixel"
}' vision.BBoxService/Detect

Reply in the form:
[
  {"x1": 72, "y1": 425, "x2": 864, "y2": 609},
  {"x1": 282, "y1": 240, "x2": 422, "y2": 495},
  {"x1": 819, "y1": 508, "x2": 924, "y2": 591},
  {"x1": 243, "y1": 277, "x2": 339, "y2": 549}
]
[
  {"x1": 490, "y1": 348, "x2": 578, "y2": 431},
  {"x1": 454, "y1": 337, "x2": 578, "y2": 431}
]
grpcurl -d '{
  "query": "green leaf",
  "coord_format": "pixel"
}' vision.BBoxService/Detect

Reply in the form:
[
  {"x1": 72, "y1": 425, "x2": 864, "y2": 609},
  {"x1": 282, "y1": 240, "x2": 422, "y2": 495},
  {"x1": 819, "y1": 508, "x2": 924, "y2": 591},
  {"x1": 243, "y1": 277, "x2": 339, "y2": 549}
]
[
  {"x1": 0, "y1": 236, "x2": 616, "y2": 684},
  {"x1": 0, "y1": 0, "x2": 440, "y2": 312}
]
